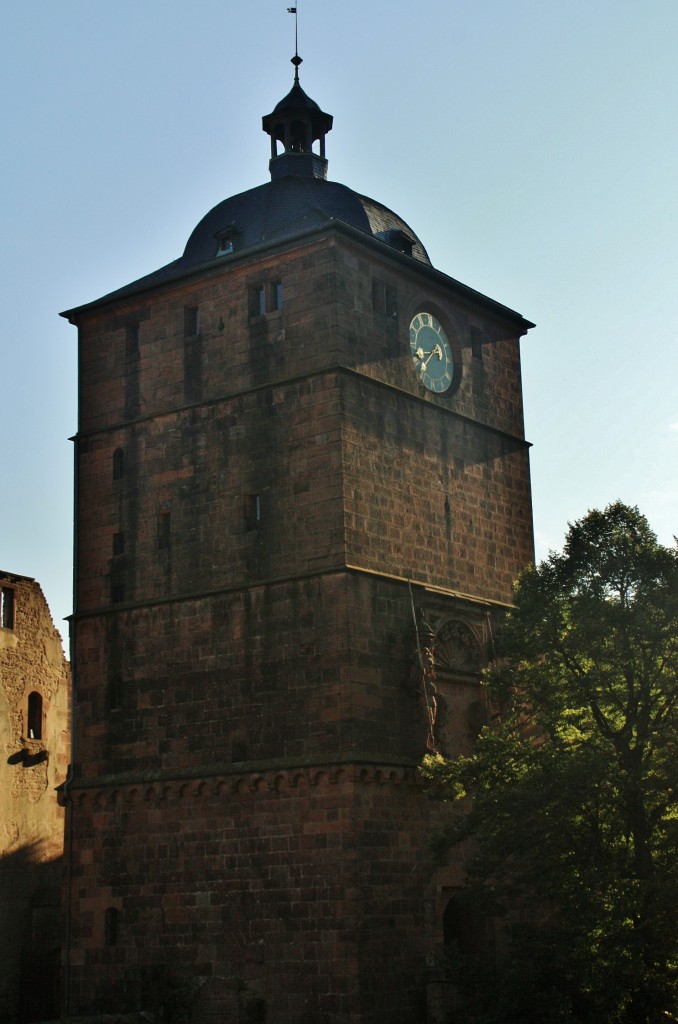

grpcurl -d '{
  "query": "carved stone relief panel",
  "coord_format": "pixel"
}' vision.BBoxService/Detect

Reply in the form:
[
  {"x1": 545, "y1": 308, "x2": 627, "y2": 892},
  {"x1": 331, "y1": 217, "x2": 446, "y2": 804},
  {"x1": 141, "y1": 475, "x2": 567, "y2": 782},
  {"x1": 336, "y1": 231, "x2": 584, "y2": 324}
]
[{"x1": 433, "y1": 619, "x2": 483, "y2": 677}]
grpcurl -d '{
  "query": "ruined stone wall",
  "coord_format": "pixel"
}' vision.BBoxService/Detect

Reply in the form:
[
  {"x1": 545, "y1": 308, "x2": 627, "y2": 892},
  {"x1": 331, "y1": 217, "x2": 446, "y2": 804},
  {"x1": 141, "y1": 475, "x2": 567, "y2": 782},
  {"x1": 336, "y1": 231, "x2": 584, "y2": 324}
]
[{"x1": 0, "y1": 573, "x2": 70, "y2": 1023}]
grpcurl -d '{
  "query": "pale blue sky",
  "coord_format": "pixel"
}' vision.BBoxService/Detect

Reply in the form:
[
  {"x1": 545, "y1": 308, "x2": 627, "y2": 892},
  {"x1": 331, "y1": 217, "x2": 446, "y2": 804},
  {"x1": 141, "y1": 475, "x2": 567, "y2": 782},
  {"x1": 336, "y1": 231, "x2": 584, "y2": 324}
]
[{"x1": 2, "y1": 0, "x2": 677, "y2": 642}]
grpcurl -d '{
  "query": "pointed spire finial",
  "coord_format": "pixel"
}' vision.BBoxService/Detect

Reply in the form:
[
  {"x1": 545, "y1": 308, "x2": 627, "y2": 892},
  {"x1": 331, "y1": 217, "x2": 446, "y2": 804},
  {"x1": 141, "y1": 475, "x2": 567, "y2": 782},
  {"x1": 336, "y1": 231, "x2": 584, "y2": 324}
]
[{"x1": 287, "y1": 6, "x2": 301, "y2": 82}]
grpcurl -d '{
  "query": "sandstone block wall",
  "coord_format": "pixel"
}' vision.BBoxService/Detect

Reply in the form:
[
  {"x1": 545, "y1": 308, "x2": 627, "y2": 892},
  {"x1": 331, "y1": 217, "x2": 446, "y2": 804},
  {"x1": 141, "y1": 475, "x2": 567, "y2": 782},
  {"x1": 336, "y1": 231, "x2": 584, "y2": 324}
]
[
  {"x1": 65, "y1": 227, "x2": 534, "y2": 1022},
  {"x1": 66, "y1": 765, "x2": 444, "y2": 1024},
  {"x1": 0, "y1": 573, "x2": 70, "y2": 1023}
]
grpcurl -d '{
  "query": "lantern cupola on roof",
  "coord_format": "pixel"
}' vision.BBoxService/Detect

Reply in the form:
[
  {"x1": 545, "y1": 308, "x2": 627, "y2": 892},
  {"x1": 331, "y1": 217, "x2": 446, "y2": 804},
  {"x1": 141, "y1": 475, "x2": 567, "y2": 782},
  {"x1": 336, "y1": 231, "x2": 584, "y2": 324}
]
[{"x1": 262, "y1": 54, "x2": 333, "y2": 181}]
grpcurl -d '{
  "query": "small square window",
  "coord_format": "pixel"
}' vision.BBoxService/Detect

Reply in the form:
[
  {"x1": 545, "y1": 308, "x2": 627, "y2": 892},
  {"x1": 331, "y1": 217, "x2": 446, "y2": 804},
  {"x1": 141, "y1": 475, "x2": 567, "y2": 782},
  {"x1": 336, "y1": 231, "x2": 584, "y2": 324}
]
[
  {"x1": 217, "y1": 235, "x2": 234, "y2": 255},
  {"x1": 386, "y1": 229, "x2": 414, "y2": 256},
  {"x1": 215, "y1": 224, "x2": 240, "y2": 256},
  {"x1": 1, "y1": 587, "x2": 15, "y2": 630},
  {"x1": 249, "y1": 282, "x2": 282, "y2": 318}
]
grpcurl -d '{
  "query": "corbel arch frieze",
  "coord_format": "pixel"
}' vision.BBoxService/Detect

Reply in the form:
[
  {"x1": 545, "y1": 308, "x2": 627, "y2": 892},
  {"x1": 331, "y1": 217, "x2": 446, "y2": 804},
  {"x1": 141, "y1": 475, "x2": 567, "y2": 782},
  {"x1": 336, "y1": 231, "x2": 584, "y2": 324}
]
[{"x1": 67, "y1": 761, "x2": 420, "y2": 806}]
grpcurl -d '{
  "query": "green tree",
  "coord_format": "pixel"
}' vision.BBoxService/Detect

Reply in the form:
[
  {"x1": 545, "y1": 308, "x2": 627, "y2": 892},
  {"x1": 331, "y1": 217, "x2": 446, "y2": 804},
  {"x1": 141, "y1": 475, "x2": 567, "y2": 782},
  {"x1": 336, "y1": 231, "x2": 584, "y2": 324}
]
[{"x1": 423, "y1": 503, "x2": 678, "y2": 1024}]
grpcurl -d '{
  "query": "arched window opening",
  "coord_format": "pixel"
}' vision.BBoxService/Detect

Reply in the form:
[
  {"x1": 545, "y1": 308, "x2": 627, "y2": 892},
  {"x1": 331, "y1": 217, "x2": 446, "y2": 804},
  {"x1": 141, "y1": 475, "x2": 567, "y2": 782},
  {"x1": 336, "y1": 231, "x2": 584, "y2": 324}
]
[
  {"x1": 290, "y1": 119, "x2": 308, "y2": 153},
  {"x1": 112, "y1": 448, "x2": 125, "y2": 481},
  {"x1": 269, "y1": 123, "x2": 285, "y2": 159},
  {"x1": 27, "y1": 691, "x2": 43, "y2": 740},
  {"x1": 104, "y1": 907, "x2": 119, "y2": 947}
]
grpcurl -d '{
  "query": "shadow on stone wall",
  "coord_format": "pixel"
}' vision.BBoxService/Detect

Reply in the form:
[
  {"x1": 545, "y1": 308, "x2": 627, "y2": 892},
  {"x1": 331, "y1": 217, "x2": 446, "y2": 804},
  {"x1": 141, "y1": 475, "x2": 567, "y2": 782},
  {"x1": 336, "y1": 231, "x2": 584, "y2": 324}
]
[{"x1": 0, "y1": 841, "x2": 62, "y2": 1024}]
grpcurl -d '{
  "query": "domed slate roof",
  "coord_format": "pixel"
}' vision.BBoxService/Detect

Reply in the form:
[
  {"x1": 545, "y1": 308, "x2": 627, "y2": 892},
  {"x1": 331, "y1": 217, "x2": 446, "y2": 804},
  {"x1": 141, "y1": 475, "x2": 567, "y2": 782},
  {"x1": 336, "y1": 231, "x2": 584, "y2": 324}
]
[{"x1": 182, "y1": 176, "x2": 431, "y2": 267}]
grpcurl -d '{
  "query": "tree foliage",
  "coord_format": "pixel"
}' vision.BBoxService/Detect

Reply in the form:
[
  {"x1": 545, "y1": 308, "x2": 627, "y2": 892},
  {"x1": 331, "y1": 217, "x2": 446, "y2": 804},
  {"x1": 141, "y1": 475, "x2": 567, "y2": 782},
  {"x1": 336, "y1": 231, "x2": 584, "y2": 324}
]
[{"x1": 423, "y1": 503, "x2": 678, "y2": 1023}]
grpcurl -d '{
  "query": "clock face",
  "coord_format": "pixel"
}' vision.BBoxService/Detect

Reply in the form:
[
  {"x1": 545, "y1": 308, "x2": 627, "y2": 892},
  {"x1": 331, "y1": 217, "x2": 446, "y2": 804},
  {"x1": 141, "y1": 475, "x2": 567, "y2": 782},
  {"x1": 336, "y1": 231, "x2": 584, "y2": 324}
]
[{"x1": 409, "y1": 312, "x2": 454, "y2": 393}]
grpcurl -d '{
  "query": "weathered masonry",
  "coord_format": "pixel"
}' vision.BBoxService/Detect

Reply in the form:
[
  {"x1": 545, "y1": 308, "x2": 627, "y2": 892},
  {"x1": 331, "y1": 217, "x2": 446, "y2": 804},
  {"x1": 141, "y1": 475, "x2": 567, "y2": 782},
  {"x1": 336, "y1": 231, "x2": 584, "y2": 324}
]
[{"x1": 0, "y1": 571, "x2": 70, "y2": 1024}]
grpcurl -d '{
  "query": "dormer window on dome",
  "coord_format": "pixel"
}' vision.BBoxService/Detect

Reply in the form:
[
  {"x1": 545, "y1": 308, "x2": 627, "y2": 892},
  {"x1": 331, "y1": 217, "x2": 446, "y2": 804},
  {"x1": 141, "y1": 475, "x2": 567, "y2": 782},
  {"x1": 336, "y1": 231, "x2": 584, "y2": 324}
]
[
  {"x1": 262, "y1": 55, "x2": 333, "y2": 181},
  {"x1": 379, "y1": 229, "x2": 416, "y2": 257},
  {"x1": 215, "y1": 224, "x2": 241, "y2": 256}
]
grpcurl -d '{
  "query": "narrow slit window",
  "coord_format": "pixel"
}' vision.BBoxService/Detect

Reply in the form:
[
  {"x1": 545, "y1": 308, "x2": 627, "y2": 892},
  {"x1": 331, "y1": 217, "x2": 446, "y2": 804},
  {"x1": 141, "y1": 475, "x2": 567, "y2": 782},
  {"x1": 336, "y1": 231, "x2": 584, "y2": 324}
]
[
  {"x1": 372, "y1": 279, "x2": 397, "y2": 319},
  {"x1": 104, "y1": 907, "x2": 119, "y2": 947},
  {"x1": 184, "y1": 306, "x2": 200, "y2": 336},
  {"x1": 27, "y1": 692, "x2": 43, "y2": 740},
  {"x1": 108, "y1": 675, "x2": 123, "y2": 712},
  {"x1": 125, "y1": 323, "x2": 140, "y2": 358},
  {"x1": 157, "y1": 511, "x2": 171, "y2": 550},
  {"x1": 112, "y1": 448, "x2": 125, "y2": 481},
  {"x1": 112, "y1": 532, "x2": 125, "y2": 556},
  {"x1": 470, "y1": 325, "x2": 483, "y2": 360},
  {"x1": 272, "y1": 281, "x2": 283, "y2": 311},
  {"x1": 1, "y1": 587, "x2": 15, "y2": 630},
  {"x1": 245, "y1": 494, "x2": 261, "y2": 531},
  {"x1": 111, "y1": 583, "x2": 125, "y2": 605},
  {"x1": 385, "y1": 284, "x2": 398, "y2": 319}
]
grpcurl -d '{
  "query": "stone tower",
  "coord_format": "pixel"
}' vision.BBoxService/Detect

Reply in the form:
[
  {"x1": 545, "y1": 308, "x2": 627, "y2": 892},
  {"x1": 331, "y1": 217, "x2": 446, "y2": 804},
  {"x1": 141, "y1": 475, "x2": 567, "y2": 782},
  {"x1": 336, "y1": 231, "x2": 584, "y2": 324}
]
[{"x1": 61, "y1": 53, "x2": 534, "y2": 1024}]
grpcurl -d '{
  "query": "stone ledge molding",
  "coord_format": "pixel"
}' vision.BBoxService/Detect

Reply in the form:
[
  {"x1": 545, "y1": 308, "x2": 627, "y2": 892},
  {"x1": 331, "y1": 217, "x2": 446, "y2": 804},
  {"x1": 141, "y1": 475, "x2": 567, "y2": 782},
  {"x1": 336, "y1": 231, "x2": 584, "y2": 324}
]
[{"x1": 71, "y1": 761, "x2": 420, "y2": 807}]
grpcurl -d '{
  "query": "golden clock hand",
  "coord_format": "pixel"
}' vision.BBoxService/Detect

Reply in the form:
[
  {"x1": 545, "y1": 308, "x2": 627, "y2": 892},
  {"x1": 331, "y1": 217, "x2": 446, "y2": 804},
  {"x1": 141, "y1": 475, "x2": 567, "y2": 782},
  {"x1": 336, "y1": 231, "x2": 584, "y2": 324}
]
[{"x1": 421, "y1": 344, "x2": 443, "y2": 371}]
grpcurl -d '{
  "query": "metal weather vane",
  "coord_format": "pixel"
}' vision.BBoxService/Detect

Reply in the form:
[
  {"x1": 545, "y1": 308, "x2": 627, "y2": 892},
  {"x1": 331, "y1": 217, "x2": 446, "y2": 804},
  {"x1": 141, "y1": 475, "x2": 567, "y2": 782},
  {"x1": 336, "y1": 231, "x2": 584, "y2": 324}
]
[{"x1": 287, "y1": 4, "x2": 301, "y2": 80}]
